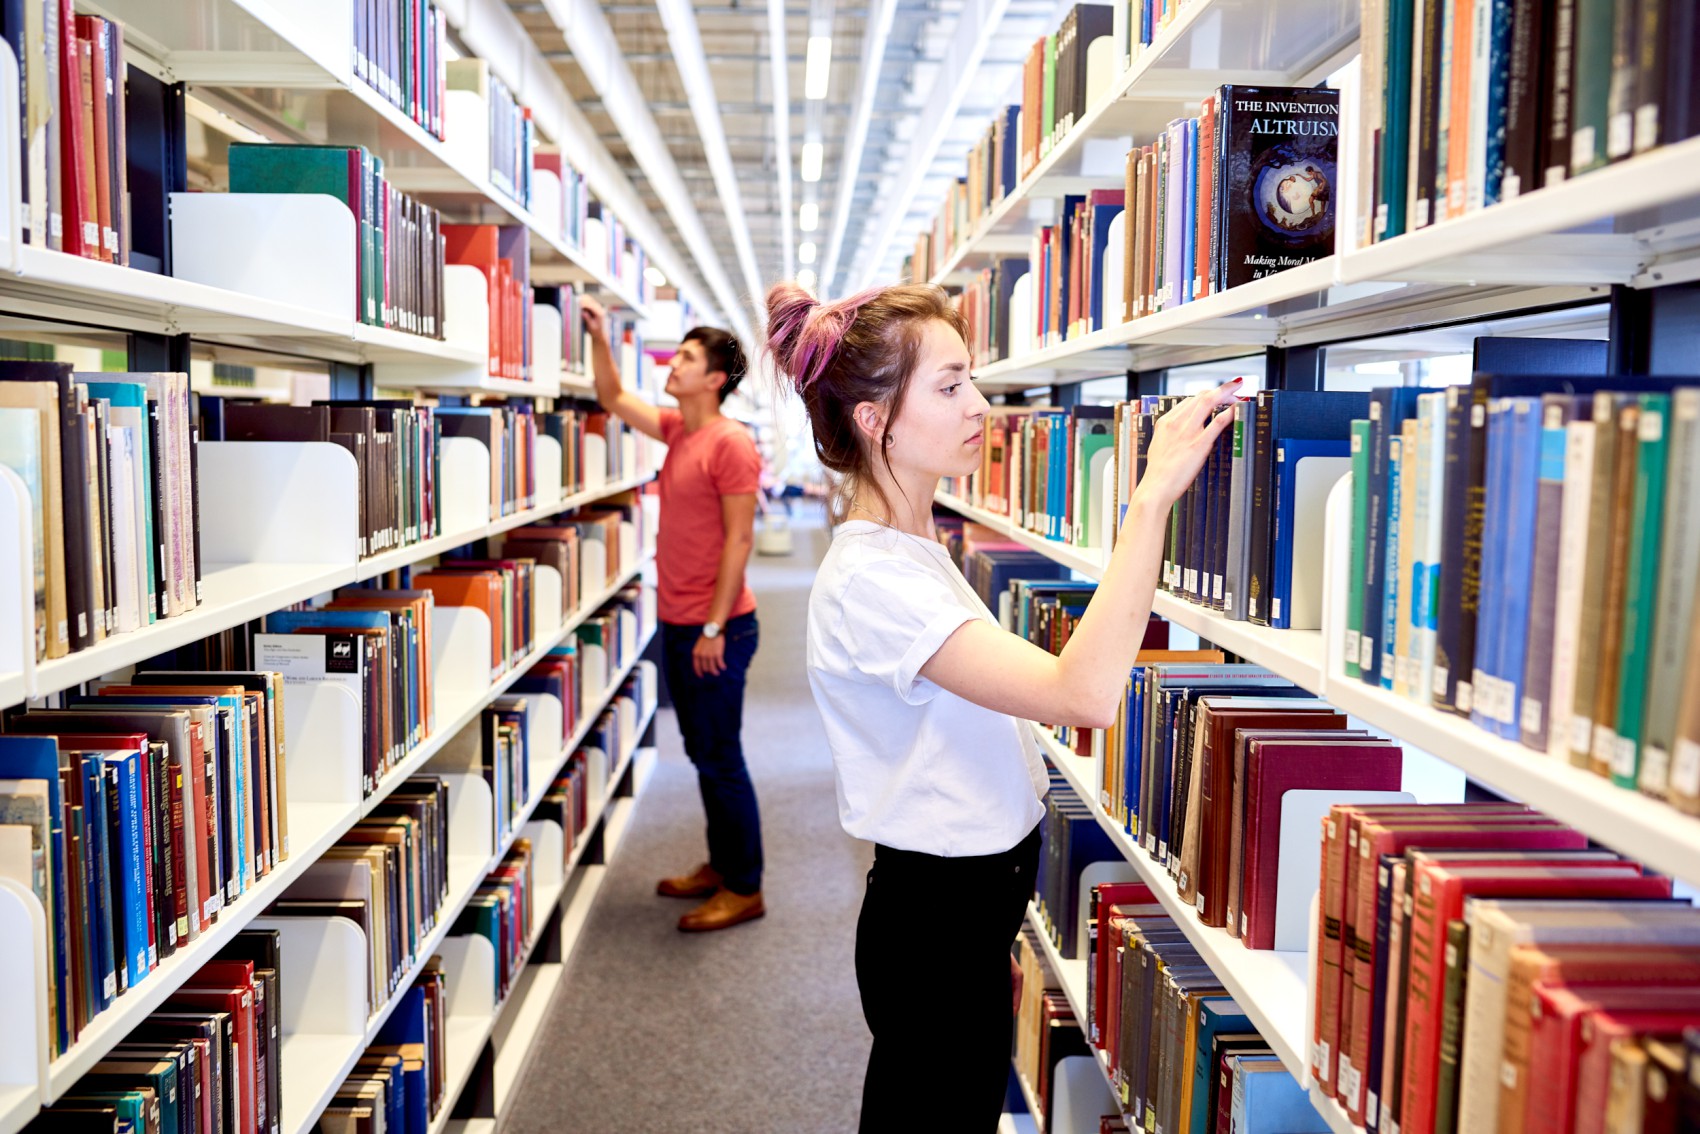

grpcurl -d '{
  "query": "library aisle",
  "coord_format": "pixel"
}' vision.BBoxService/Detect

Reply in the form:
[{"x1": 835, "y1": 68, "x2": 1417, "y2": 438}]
[{"x1": 504, "y1": 508, "x2": 875, "y2": 1133}]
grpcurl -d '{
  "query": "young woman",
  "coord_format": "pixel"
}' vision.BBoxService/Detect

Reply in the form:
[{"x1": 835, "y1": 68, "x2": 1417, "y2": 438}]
[{"x1": 766, "y1": 282, "x2": 1238, "y2": 1130}]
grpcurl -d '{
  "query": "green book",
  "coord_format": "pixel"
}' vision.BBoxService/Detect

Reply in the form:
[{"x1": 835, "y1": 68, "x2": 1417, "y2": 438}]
[
  {"x1": 1611, "y1": 392, "x2": 1670, "y2": 788},
  {"x1": 1073, "y1": 415, "x2": 1116, "y2": 548},
  {"x1": 1569, "y1": 0, "x2": 1617, "y2": 175},
  {"x1": 1379, "y1": 0, "x2": 1415, "y2": 237},
  {"x1": 1347, "y1": 419, "x2": 1372, "y2": 679},
  {"x1": 1042, "y1": 33, "x2": 1058, "y2": 153},
  {"x1": 227, "y1": 143, "x2": 371, "y2": 325},
  {"x1": 1641, "y1": 388, "x2": 1700, "y2": 793}
]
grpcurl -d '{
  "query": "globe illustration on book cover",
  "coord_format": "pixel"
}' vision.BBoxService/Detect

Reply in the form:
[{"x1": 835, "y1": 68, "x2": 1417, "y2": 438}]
[{"x1": 1252, "y1": 143, "x2": 1334, "y2": 244}]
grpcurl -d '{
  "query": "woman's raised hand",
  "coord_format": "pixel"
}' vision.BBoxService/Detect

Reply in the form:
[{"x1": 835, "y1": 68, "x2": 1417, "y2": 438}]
[{"x1": 1134, "y1": 377, "x2": 1244, "y2": 510}]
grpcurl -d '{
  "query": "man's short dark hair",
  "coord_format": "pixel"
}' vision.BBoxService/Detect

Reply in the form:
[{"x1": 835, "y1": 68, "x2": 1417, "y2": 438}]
[{"x1": 684, "y1": 326, "x2": 747, "y2": 403}]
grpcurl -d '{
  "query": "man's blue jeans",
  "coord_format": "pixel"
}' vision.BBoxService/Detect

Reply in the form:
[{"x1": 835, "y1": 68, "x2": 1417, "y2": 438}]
[{"x1": 660, "y1": 611, "x2": 763, "y2": 895}]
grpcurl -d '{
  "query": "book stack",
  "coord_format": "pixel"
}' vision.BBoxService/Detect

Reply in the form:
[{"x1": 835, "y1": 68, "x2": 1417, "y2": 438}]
[
  {"x1": 1123, "y1": 87, "x2": 1338, "y2": 321},
  {"x1": 436, "y1": 402, "x2": 538, "y2": 518},
  {"x1": 0, "y1": 364, "x2": 202, "y2": 663},
  {"x1": 536, "y1": 287, "x2": 591, "y2": 379},
  {"x1": 581, "y1": 664, "x2": 656, "y2": 773},
  {"x1": 1025, "y1": 188, "x2": 1128, "y2": 347},
  {"x1": 419, "y1": 555, "x2": 540, "y2": 681},
  {"x1": 443, "y1": 225, "x2": 532, "y2": 383},
  {"x1": 274, "y1": 775, "x2": 452, "y2": 1014},
  {"x1": 257, "y1": 588, "x2": 435, "y2": 796},
  {"x1": 1307, "y1": 799, "x2": 1699, "y2": 1134},
  {"x1": 25, "y1": 927, "x2": 290, "y2": 1134},
  {"x1": 1087, "y1": 883, "x2": 1329, "y2": 1134},
  {"x1": 1036, "y1": 780, "x2": 1122, "y2": 960},
  {"x1": 222, "y1": 401, "x2": 444, "y2": 560},
  {"x1": 228, "y1": 144, "x2": 447, "y2": 339},
  {"x1": 0, "y1": 671, "x2": 293, "y2": 1057},
  {"x1": 1357, "y1": 0, "x2": 1700, "y2": 244},
  {"x1": 457, "y1": 839, "x2": 538, "y2": 1005},
  {"x1": 446, "y1": 59, "x2": 535, "y2": 210},
  {"x1": 949, "y1": 257, "x2": 1030, "y2": 364},
  {"x1": 354, "y1": 0, "x2": 449, "y2": 143},
  {"x1": 1013, "y1": 925, "x2": 1095, "y2": 1126},
  {"x1": 534, "y1": 151, "x2": 591, "y2": 251},
  {"x1": 1345, "y1": 372, "x2": 1700, "y2": 819},
  {"x1": 1018, "y1": 6, "x2": 1116, "y2": 177},
  {"x1": 324, "y1": 956, "x2": 450, "y2": 1134},
  {"x1": 538, "y1": 754, "x2": 592, "y2": 862},
  {"x1": 0, "y1": 8, "x2": 131, "y2": 263},
  {"x1": 584, "y1": 203, "x2": 646, "y2": 299},
  {"x1": 495, "y1": 524, "x2": 584, "y2": 627},
  {"x1": 430, "y1": 699, "x2": 533, "y2": 849}
]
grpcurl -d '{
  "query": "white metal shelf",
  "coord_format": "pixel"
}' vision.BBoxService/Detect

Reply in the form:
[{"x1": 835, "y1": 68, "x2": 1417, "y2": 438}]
[
  {"x1": 7, "y1": 471, "x2": 655, "y2": 711},
  {"x1": 36, "y1": 569, "x2": 654, "y2": 1102},
  {"x1": 938, "y1": 484, "x2": 1700, "y2": 883},
  {"x1": 285, "y1": 631, "x2": 657, "y2": 1134},
  {"x1": 1031, "y1": 726, "x2": 1312, "y2": 1081},
  {"x1": 936, "y1": 491, "x2": 1109, "y2": 578}
]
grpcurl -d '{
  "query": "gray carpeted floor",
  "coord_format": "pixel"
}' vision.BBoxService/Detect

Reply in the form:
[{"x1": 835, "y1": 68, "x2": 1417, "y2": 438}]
[{"x1": 503, "y1": 504, "x2": 875, "y2": 1133}]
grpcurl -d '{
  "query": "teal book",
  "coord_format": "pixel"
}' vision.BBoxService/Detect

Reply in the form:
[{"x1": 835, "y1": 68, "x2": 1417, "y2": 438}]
[
  {"x1": 1611, "y1": 393, "x2": 1670, "y2": 788},
  {"x1": 226, "y1": 143, "x2": 372, "y2": 325},
  {"x1": 1378, "y1": 0, "x2": 1415, "y2": 236},
  {"x1": 1190, "y1": 998, "x2": 1252, "y2": 1134},
  {"x1": 1568, "y1": 0, "x2": 1616, "y2": 174},
  {"x1": 1347, "y1": 419, "x2": 1372, "y2": 679}
]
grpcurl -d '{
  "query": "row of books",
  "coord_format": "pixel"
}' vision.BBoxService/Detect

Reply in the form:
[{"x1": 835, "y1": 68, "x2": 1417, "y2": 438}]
[
  {"x1": 228, "y1": 144, "x2": 446, "y2": 339},
  {"x1": 323, "y1": 961, "x2": 448, "y2": 1134},
  {"x1": 1344, "y1": 371, "x2": 1700, "y2": 820},
  {"x1": 1307, "y1": 800, "x2": 1693, "y2": 1134},
  {"x1": 444, "y1": 224, "x2": 533, "y2": 383},
  {"x1": 457, "y1": 838, "x2": 538, "y2": 1006},
  {"x1": 536, "y1": 286, "x2": 591, "y2": 377},
  {"x1": 0, "y1": 364, "x2": 201, "y2": 663},
  {"x1": 446, "y1": 59, "x2": 535, "y2": 211},
  {"x1": 1082, "y1": 874, "x2": 1329, "y2": 1134},
  {"x1": 1012, "y1": 925, "x2": 1100, "y2": 1130},
  {"x1": 0, "y1": 669, "x2": 293, "y2": 1058},
  {"x1": 535, "y1": 151, "x2": 592, "y2": 253},
  {"x1": 945, "y1": 85, "x2": 1339, "y2": 360},
  {"x1": 584, "y1": 206, "x2": 647, "y2": 303},
  {"x1": 1357, "y1": 0, "x2": 1700, "y2": 245},
  {"x1": 24, "y1": 926, "x2": 293, "y2": 1134},
  {"x1": 355, "y1": 0, "x2": 449, "y2": 144},
  {"x1": 0, "y1": 7, "x2": 130, "y2": 264}
]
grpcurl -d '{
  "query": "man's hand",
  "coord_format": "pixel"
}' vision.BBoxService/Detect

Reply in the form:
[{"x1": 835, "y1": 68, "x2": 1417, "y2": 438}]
[
  {"x1": 692, "y1": 633, "x2": 727, "y2": 678},
  {"x1": 581, "y1": 295, "x2": 608, "y2": 342}
]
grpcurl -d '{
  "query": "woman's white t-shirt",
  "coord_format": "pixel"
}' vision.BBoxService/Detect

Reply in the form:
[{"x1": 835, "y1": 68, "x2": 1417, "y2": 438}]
[{"x1": 806, "y1": 520, "x2": 1049, "y2": 857}]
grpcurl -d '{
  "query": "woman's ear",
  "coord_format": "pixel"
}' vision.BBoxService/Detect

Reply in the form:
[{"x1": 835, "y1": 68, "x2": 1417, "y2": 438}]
[{"x1": 851, "y1": 401, "x2": 887, "y2": 445}]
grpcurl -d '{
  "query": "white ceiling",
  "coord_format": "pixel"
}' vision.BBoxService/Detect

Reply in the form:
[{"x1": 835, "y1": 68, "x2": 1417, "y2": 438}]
[{"x1": 506, "y1": 0, "x2": 1068, "y2": 325}]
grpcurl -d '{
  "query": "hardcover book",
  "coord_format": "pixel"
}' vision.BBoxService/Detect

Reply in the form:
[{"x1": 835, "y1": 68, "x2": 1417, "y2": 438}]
[{"x1": 1214, "y1": 86, "x2": 1338, "y2": 290}]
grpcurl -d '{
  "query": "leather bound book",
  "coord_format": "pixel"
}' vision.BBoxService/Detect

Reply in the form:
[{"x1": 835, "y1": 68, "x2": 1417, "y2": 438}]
[
  {"x1": 221, "y1": 404, "x2": 332, "y2": 444},
  {"x1": 1522, "y1": 985, "x2": 1700, "y2": 1134},
  {"x1": 1567, "y1": 392, "x2": 1632, "y2": 767},
  {"x1": 1586, "y1": 399, "x2": 1642, "y2": 777}
]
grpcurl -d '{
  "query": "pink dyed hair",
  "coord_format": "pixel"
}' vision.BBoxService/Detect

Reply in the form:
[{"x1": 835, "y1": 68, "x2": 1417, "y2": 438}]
[{"x1": 764, "y1": 285, "x2": 886, "y2": 396}]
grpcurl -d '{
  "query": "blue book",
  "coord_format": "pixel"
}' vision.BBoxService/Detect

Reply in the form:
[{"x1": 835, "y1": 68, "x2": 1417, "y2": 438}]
[
  {"x1": 1484, "y1": 397, "x2": 1545, "y2": 739},
  {"x1": 1272, "y1": 438, "x2": 1351, "y2": 629},
  {"x1": 1087, "y1": 196, "x2": 1124, "y2": 331},
  {"x1": 1380, "y1": 433, "x2": 1405, "y2": 690},
  {"x1": 1000, "y1": 106, "x2": 1021, "y2": 195},
  {"x1": 1360, "y1": 387, "x2": 1424, "y2": 686},
  {"x1": 81, "y1": 755, "x2": 118, "y2": 1006},
  {"x1": 1050, "y1": 412, "x2": 1069, "y2": 540},
  {"x1": 1059, "y1": 193, "x2": 1084, "y2": 336},
  {"x1": 102, "y1": 750, "x2": 150, "y2": 987},
  {"x1": 1232, "y1": 1057, "x2": 1328, "y2": 1132},
  {"x1": 993, "y1": 257, "x2": 1027, "y2": 361},
  {"x1": 1181, "y1": 116, "x2": 1197, "y2": 304},
  {"x1": 1470, "y1": 399, "x2": 1517, "y2": 732},
  {"x1": 0, "y1": 736, "x2": 74, "y2": 1053},
  {"x1": 1482, "y1": 0, "x2": 1515, "y2": 204},
  {"x1": 1190, "y1": 997, "x2": 1253, "y2": 1134},
  {"x1": 1126, "y1": 670, "x2": 1146, "y2": 834}
]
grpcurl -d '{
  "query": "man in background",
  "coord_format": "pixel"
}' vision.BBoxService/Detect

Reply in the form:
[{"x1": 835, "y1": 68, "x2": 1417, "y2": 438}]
[{"x1": 581, "y1": 297, "x2": 765, "y2": 933}]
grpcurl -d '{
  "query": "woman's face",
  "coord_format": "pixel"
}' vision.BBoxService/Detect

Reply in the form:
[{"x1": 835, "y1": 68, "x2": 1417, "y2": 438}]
[{"x1": 881, "y1": 319, "x2": 989, "y2": 480}]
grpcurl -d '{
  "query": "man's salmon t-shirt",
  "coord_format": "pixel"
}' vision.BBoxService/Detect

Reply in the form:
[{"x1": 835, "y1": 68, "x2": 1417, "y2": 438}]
[{"x1": 656, "y1": 408, "x2": 761, "y2": 626}]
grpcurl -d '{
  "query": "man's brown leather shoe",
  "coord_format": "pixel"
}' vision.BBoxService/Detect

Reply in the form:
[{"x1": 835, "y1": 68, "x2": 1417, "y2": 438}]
[
  {"x1": 656, "y1": 863, "x2": 722, "y2": 898},
  {"x1": 678, "y1": 888, "x2": 765, "y2": 932}
]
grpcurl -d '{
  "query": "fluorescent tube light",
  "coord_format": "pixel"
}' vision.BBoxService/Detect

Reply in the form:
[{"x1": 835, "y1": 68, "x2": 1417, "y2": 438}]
[
  {"x1": 805, "y1": 36, "x2": 832, "y2": 99},
  {"x1": 801, "y1": 141, "x2": 823, "y2": 182},
  {"x1": 798, "y1": 202, "x2": 818, "y2": 232}
]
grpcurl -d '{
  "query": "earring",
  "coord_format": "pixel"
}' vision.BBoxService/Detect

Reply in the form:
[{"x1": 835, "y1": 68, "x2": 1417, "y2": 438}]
[{"x1": 882, "y1": 433, "x2": 894, "y2": 446}]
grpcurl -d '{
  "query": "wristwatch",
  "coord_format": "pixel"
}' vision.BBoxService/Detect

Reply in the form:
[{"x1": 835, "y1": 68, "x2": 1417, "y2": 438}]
[{"x1": 702, "y1": 621, "x2": 722, "y2": 640}]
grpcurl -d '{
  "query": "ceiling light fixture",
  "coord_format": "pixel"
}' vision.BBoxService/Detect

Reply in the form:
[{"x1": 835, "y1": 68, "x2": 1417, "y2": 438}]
[
  {"x1": 798, "y1": 201, "x2": 818, "y2": 232},
  {"x1": 820, "y1": 0, "x2": 898, "y2": 296},
  {"x1": 798, "y1": 241, "x2": 817, "y2": 264},
  {"x1": 644, "y1": 265, "x2": 668, "y2": 288},
  {"x1": 769, "y1": 0, "x2": 796, "y2": 279},
  {"x1": 798, "y1": 268, "x2": 818, "y2": 291},
  {"x1": 800, "y1": 140, "x2": 823, "y2": 182},
  {"x1": 805, "y1": 35, "x2": 832, "y2": 99}
]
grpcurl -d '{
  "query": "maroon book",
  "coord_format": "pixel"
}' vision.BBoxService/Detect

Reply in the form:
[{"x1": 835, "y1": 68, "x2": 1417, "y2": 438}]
[{"x1": 1238, "y1": 738, "x2": 1403, "y2": 951}]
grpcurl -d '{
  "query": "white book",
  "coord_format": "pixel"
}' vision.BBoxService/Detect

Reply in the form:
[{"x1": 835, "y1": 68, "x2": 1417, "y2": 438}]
[
  {"x1": 107, "y1": 426, "x2": 141, "y2": 634},
  {"x1": 1544, "y1": 415, "x2": 1598, "y2": 760},
  {"x1": 1465, "y1": 0, "x2": 1494, "y2": 212},
  {"x1": 1393, "y1": 420, "x2": 1420, "y2": 696}
]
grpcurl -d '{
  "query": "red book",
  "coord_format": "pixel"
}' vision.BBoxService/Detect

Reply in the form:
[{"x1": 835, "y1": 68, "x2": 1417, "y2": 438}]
[
  {"x1": 56, "y1": 0, "x2": 88, "y2": 257},
  {"x1": 1572, "y1": 1006, "x2": 1700, "y2": 1134},
  {"x1": 1523, "y1": 984, "x2": 1700, "y2": 1134},
  {"x1": 169, "y1": 977, "x2": 259, "y2": 1134},
  {"x1": 1322, "y1": 808, "x2": 1559, "y2": 1103},
  {"x1": 1237, "y1": 738, "x2": 1402, "y2": 950},
  {"x1": 1089, "y1": 883, "x2": 1156, "y2": 1049},
  {"x1": 442, "y1": 224, "x2": 504, "y2": 375},
  {"x1": 1195, "y1": 96, "x2": 1217, "y2": 299},
  {"x1": 1399, "y1": 864, "x2": 1675, "y2": 1134}
]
